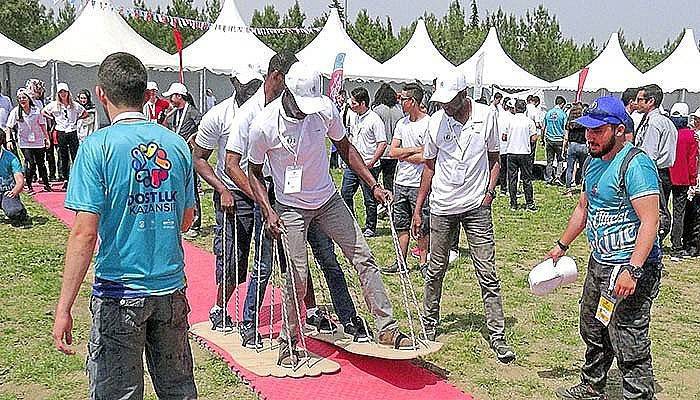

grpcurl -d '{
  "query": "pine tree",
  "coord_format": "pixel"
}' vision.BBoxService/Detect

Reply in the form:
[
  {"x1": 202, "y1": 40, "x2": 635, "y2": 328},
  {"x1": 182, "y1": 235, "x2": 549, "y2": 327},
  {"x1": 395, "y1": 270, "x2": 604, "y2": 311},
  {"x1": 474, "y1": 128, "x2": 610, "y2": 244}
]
[{"x1": 469, "y1": 0, "x2": 479, "y2": 29}]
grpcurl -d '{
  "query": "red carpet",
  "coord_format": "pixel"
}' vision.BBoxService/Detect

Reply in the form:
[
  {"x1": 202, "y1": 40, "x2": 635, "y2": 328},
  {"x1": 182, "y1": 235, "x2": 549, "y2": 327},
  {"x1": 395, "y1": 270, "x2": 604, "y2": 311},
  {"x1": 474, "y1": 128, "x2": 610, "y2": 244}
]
[{"x1": 33, "y1": 186, "x2": 473, "y2": 400}]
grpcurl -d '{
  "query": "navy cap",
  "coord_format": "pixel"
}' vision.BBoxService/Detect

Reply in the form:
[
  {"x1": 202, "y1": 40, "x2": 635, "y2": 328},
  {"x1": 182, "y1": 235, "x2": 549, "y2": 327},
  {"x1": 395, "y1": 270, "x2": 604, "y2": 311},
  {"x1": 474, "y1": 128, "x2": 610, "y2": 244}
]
[{"x1": 575, "y1": 96, "x2": 629, "y2": 129}]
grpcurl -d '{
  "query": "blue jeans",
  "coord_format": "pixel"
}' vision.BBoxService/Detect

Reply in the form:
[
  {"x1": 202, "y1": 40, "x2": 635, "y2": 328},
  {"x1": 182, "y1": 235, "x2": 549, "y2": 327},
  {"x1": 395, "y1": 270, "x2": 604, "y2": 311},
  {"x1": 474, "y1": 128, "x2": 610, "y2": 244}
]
[
  {"x1": 341, "y1": 167, "x2": 380, "y2": 231},
  {"x1": 566, "y1": 142, "x2": 588, "y2": 188}
]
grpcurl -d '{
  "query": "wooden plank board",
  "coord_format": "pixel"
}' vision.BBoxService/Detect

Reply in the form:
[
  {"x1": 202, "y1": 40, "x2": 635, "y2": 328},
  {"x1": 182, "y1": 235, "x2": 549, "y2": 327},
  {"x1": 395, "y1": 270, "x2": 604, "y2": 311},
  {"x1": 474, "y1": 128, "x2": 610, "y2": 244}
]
[{"x1": 190, "y1": 322, "x2": 340, "y2": 378}]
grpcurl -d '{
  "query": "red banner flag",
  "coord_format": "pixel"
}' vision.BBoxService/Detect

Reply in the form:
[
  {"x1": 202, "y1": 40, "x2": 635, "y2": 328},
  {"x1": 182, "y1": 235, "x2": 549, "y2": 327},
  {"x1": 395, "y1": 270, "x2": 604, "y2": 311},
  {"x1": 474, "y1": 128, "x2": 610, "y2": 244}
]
[
  {"x1": 173, "y1": 26, "x2": 184, "y2": 83},
  {"x1": 576, "y1": 67, "x2": 589, "y2": 102}
]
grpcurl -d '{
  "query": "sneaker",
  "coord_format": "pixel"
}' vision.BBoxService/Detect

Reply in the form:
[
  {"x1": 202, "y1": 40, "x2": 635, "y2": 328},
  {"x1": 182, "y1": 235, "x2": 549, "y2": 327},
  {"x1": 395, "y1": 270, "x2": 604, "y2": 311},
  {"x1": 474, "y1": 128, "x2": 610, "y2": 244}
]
[
  {"x1": 277, "y1": 339, "x2": 300, "y2": 368},
  {"x1": 381, "y1": 262, "x2": 400, "y2": 274},
  {"x1": 240, "y1": 324, "x2": 264, "y2": 349},
  {"x1": 209, "y1": 308, "x2": 234, "y2": 332},
  {"x1": 344, "y1": 316, "x2": 371, "y2": 343},
  {"x1": 510, "y1": 204, "x2": 519, "y2": 212},
  {"x1": 410, "y1": 246, "x2": 422, "y2": 259},
  {"x1": 377, "y1": 327, "x2": 414, "y2": 350},
  {"x1": 43, "y1": 185, "x2": 53, "y2": 192},
  {"x1": 526, "y1": 204, "x2": 538, "y2": 212},
  {"x1": 183, "y1": 229, "x2": 200, "y2": 239},
  {"x1": 555, "y1": 382, "x2": 608, "y2": 400},
  {"x1": 26, "y1": 187, "x2": 35, "y2": 195},
  {"x1": 363, "y1": 228, "x2": 376, "y2": 238},
  {"x1": 423, "y1": 328, "x2": 436, "y2": 341},
  {"x1": 500, "y1": 189, "x2": 508, "y2": 196},
  {"x1": 61, "y1": 181, "x2": 68, "y2": 191},
  {"x1": 670, "y1": 253, "x2": 682, "y2": 262},
  {"x1": 448, "y1": 250, "x2": 459, "y2": 264},
  {"x1": 490, "y1": 339, "x2": 516, "y2": 363},
  {"x1": 305, "y1": 309, "x2": 337, "y2": 334}
]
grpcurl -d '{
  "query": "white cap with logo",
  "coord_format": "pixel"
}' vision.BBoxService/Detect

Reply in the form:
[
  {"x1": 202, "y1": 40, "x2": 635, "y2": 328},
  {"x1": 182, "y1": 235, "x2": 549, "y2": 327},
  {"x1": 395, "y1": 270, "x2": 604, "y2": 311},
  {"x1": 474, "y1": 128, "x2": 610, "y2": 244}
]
[
  {"x1": 146, "y1": 81, "x2": 159, "y2": 91},
  {"x1": 670, "y1": 102, "x2": 689, "y2": 117},
  {"x1": 231, "y1": 64, "x2": 264, "y2": 85},
  {"x1": 285, "y1": 61, "x2": 330, "y2": 115},
  {"x1": 56, "y1": 82, "x2": 70, "y2": 93},
  {"x1": 430, "y1": 70, "x2": 469, "y2": 103},
  {"x1": 162, "y1": 82, "x2": 188, "y2": 97}
]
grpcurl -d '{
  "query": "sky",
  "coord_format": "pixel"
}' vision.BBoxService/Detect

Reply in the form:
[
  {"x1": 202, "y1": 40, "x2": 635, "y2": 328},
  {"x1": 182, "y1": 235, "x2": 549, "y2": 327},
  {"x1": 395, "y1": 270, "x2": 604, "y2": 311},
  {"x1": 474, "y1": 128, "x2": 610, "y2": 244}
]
[{"x1": 40, "y1": 0, "x2": 700, "y2": 48}]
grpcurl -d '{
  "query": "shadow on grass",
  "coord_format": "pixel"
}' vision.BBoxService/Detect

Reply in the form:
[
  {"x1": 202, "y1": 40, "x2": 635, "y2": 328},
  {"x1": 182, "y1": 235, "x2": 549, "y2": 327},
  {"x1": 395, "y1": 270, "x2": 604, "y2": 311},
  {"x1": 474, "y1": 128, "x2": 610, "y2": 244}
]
[{"x1": 440, "y1": 312, "x2": 518, "y2": 341}]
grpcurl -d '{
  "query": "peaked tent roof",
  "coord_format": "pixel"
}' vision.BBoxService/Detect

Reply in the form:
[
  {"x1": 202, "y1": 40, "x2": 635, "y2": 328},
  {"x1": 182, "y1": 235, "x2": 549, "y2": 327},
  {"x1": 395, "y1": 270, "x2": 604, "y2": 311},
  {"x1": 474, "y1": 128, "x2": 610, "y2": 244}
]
[
  {"x1": 0, "y1": 32, "x2": 47, "y2": 66},
  {"x1": 642, "y1": 28, "x2": 700, "y2": 92},
  {"x1": 35, "y1": 0, "x2": 177, "y2": 68},
  {"x1": 296, "y1": 9, "x2": 383, "y2": 80},
  {"x1": 377, "y1": 19, "x2": 455, "y2": 83},
  {"x1": 458, "y1": 27, "x2": 551, "y2": 89},
  {"x1": 552, "y1": 33, "x2": 643, "y2": 92},
  {"x1": 181, "y1": 0, "x2": 274, "y2": 73}
]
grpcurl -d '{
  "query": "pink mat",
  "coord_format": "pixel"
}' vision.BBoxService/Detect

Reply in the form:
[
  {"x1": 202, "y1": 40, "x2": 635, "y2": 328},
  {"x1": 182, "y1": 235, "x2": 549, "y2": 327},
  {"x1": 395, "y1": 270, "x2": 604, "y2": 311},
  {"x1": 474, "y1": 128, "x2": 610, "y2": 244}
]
[{"x1": 33, "y1": 187, "x2": 473, "y2": 400}]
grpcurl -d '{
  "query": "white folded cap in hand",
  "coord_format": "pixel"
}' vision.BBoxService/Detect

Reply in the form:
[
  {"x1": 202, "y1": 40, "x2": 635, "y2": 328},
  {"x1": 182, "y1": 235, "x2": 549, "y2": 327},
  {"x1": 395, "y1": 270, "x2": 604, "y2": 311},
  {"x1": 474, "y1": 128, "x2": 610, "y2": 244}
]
[{"x1": 529, "y1": 256, "x2": 578, "y2": 296}]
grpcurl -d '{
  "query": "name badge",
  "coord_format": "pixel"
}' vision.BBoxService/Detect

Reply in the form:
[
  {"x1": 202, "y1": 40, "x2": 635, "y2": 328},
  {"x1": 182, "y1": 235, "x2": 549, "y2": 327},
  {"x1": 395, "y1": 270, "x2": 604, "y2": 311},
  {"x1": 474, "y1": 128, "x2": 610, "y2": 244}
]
[
  {"x1": 448, "y1": 161, "x2": 468, "y2": 185},
  {"x1": 284, "y1": 165, "x2": 303, "y2": 194},
  {"x1": 28, "y1": 131, "x2": 36, "y2": 142},
  {"x1": 595, "y1": 293, "x2": 616, "y2": 326}
]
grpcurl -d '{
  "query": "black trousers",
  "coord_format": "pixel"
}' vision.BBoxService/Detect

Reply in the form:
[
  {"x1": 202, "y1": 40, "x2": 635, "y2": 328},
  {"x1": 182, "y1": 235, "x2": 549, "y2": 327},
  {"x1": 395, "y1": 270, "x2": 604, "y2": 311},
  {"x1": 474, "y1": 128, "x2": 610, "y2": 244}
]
[
  {"x1": 658, "y1": 168, "x2": 672, "y2": 244},
  {"x1": 379, "y1": 158, "x2": 398, "y2": 193},
  {"x1": 21, "y1": 148, "x2": 49, "y2": 188},
  {"x1": 507, "y1": 154, "x2": 534, "y2": 207},
  {"x1": 683, "y1": 196, "x2": 700, "y2": 253},
  {"x1": 56, "y1": 130, "x2": 79, "y2": 181},
  {"x1": 45, "y1": 139, "x2": 57, "y2": 179},
  {"x1": 670, "y1": 185, "x2": 689, "y2": 251},
  {"x1": 498, "y1": 154, "x2": 508, "y2": 192}
]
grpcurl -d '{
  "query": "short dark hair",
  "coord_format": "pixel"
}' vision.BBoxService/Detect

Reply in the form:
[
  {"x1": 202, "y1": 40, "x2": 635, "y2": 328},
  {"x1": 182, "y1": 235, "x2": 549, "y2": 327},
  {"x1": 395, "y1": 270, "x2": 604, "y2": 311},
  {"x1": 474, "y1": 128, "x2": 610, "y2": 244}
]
[
  {"x1": 494, "y1": 92, "x2": 503, "y2": 100},
  {"x1": 532, "y1": 95, "x2": 540, "y2": 105},
  {"x1": 515, "y1": 99, "x2": 527, "y2": 113},
  {"x1": 402, "y1": 83, "x2": 424, "y2": 104},
  {"x1": 555, "y1": 96, "x2": 566, "y2": 106},
  {"x1": 268, "y1": 52, "x2": 298, "y2": 75},
  {"x1": 621, "y1": 87, "x2": 639, "y2": 106},
  {"x1": 640, "y1": 84, "x2": 663, "y2": 108},
  {"x1": 97, "y1": 52, "x2": 147, "y2": 108},
  {"x1": 351, "y1": 87, "x2": 370, "y2": 108},
  {"x1": 373, "y1": 83, "x2": 398, "y2": 107}
]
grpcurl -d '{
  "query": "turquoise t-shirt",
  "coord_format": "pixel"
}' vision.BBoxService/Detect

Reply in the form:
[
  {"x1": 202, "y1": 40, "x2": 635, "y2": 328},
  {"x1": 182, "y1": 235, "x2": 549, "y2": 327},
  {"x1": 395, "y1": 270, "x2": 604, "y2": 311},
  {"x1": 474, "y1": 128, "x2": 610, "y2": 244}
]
[
  {"x1": 544, "y1": 107, "x2": 566, "y2": 142},
  {"x1": 584, "y1": 143, "x2": 661, "y2": 266},
  {"x1": 65, "y1": 120, "x2": 195, "y2": 298},
  {"x1": 0, "y1": 149, "x2": 22, "y2": 192}
]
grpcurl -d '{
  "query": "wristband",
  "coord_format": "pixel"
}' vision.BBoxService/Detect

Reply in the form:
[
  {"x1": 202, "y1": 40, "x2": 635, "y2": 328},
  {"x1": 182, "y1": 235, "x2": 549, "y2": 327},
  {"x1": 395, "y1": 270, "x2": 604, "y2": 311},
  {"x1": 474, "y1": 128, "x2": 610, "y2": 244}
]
[
  {"x1": 370, "y1": 183, "x2": 382, "y2": 193},
  {"x1": 556, "y1": 240, "x2": 569, "y2": 252}
]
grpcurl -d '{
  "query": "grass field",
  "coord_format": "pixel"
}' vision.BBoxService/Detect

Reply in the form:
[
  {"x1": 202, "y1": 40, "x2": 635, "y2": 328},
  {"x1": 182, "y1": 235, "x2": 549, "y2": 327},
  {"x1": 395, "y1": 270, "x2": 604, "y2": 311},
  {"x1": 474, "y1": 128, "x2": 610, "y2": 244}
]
[{"x1": 1, "y1": 174, "x2": 699, "y2": 400}]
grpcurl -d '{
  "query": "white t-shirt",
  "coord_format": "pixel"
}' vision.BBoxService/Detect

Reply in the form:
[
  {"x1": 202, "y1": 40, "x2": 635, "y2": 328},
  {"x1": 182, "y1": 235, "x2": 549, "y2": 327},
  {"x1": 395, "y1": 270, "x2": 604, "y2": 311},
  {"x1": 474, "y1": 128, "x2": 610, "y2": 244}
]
[
  {"x1": 6, "y1": 106, "x2": 46, "y2": 149},
  {"x1": 423, "y1": 104, "x2": 499, "y2": 216},
  {"x1": 248, "y1": 97, "x2": 344, "y2": 210},
  {"x1": 630, "y1": 110, "x2": 644, "y2": 131},
  {"x1": 195, "y1": 96, "x2": 239, "y2": 190},
  {"x1": 505, "y1": 113, "x2": 538, "y2": 155},
  {"x1": 350, "y1": 109, "x2": 386, "y2": 167},
  {"x1": 43, "y1": 100, "x2": 85, "y2": 132},
  {"x1": 497, "y1": 108, "x2": 513, "y2": 155},
  {"x1": 393, "y1": 114, "x2": 430, "y2": 188},
  {"x1": 225, "y1": 88, "x2": 268, "y2": 181},
  {"x1": 526, "y1": 103, "x2": 545, "y2": 128}
]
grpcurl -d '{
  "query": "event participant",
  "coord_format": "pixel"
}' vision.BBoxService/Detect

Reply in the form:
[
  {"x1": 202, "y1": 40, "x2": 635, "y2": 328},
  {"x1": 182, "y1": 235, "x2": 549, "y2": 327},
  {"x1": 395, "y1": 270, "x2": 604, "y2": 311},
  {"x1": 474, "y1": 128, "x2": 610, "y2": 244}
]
[
  {"x1": 372, "y1": 83, "x2": 403, "y2": 194},
  {"x1": 143, "y1": 81, "x2": 169, "y2": 123},
  {"x1": 667, "y1": 103, "x2": 698, "y2": 261},
  {"x1": 247, "y1": 62, "x2": 412, "y2": 367},
  {"x1": 204, "y1": 88, "x2": 217, "y2": 113},
  {"x1": 76, "y1": 89, "x2": 98, "y2": 142},
  {"x1": 544, "y1": 96, "x2": 567, "y2": 185},
  {"x1": 684, "y1": 109, "x2": 700, "y2": 257},
  {"x1": 222, "y1": 56, "x2": 362, "y2": 347},
  {"x1": 341, "y1": 87, "x2": 387, "y2": 237},
  {"x1": 526, "y1": 95, "x2": 545, "y2": 166},
  {"x1": 383, "y1": 83, "x2": 431, "y2": 274},
  {"x1": 52, "y1": 52, "x2": 197, "y2": 399},
  {"x1": 42, "y1": 83, "x2": 88, "y2": 190},
  {"x1": 635, "y1": 84, "x2": 676, "y2": 242},
  {"x1": 504, "y1": 99, "x2": 538, "y2": 211},
  {"x1": 163, "y1": 82, "x2": 203, "y2": 238},
  {"x1": 412, "y1": 70, "x2": 515, "y2": 363},
  {"x1": 497, "y1": 98, "x2": 514, "y2": 195},
  {"x1": 5, "y1": 88, "x2": 51, "y2": 193},
  {"x1": 0, "y1": 133, "x2": 30, "y2": 227},
  {"x1": 548, "y1": 96, "x2": 661, "y2": 400},
  {"x1": 26, "y1": 79, "x2": 57, "y2": 181},
  {"x1": 564, "y1": 103, "x2": 588, "y2": 195},
  {"x1": 0, "y1": 83, "x2": 12, "y2": 131},
  {"x1": 621, "y1": 87, "x2": 643, "y2": 132}
]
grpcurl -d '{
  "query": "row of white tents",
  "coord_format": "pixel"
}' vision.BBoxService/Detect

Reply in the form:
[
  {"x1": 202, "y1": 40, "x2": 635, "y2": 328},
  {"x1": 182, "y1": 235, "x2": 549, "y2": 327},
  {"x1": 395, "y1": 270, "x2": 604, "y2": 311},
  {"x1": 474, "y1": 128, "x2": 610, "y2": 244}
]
[{"x1": 2, "y1": 0, "x2": 700, "y2": 99}]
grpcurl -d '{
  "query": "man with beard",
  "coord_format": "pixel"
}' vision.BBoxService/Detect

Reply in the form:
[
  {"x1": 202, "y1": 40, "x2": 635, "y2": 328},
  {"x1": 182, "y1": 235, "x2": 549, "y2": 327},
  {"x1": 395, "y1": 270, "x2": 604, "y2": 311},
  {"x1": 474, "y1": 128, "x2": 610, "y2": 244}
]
[{"x1": 548, "y1": 96, "x2": 661, "y2": 400}]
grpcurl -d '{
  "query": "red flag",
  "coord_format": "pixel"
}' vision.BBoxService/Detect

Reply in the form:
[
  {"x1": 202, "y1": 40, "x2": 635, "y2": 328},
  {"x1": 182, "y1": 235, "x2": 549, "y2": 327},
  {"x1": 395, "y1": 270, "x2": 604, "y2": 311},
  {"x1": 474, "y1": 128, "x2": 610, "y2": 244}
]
[
  {"x1": 576, "y1": 67, "x2": 589, "y2": 102},
  {"x1": 173, "y1": 26, "x2": 184, "y2": 83}
]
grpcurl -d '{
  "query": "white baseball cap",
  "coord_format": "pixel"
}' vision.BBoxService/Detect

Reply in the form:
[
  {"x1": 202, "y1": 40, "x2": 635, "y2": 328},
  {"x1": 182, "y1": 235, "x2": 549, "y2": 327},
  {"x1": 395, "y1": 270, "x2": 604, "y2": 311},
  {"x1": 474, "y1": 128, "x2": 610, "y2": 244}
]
[
  {"x1": 146, "y1": 81, "x2": 158, "y2": 91},
  {"x1": 162, "y1": 82, "x2": 188, "y2": 97},
  {"x1": 691, "y1": 107, "x2": 700, "y2": 119},
  {"x1": 670, "y1": 102, "x2": 689, "y2": 117},
  {"x1": 285, "y1": 61, "x2": 329, "y2": 115},
  {"x1": 430, "y1": 70, "x2": 468, "y2": 103},
  {"x1": 56, "y1": 82, "x2": 70, "y2": 93},
  {"x1": 528, "y1": 256, "x2": 578, "y2": 296},
  {"x1": 231, "y1": 64, "x2": 264, "y2": 85}
]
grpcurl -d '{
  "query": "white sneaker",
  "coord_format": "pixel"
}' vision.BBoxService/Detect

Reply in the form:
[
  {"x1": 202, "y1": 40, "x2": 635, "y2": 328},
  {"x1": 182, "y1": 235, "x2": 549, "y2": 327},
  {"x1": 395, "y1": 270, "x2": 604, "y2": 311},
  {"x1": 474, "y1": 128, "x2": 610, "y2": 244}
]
[{"x1": 449, "y1": 250, "x2": 459, "y2": 264}]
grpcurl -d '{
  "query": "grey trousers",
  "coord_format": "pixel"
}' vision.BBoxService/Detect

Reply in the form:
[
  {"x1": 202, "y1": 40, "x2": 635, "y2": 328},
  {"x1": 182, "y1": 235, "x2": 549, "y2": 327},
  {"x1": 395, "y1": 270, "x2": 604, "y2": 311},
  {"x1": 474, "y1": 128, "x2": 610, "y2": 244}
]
[
  {"x1": 423, "y1": 207, "x2": 506, "y2": 342},
  {"x1": 275, "y1": 192, "x2": 396, "y2": 343}
]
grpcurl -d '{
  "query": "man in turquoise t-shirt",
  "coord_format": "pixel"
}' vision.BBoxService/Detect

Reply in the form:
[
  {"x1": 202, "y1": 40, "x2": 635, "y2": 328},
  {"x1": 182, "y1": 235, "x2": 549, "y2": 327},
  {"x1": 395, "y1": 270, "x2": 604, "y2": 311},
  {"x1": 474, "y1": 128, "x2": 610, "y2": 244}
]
[
  {"x1": 544, "y1": 96, "x2": 567, "y2": 184},
  {"x1": 52, "y1": 53, "x2": 197, "y2": 399},
  {"x1": 547, "y1": 96, "x2": 661, "y2": 400},
  {"x1": 0, "y1": 135, "x2": 29, "y2": 226}
]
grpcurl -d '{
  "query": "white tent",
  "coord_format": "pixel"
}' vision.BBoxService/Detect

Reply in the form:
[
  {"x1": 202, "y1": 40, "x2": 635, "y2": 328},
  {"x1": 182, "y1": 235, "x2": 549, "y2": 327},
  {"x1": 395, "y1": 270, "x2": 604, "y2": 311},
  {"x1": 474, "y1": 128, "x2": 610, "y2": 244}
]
[
  {"x1": 35, "y1": 0, "x2": 177, "y2": 68},
  {"x1": 377, "y1": 19, "x2": 455, "y2": 83},
  {"x1": 642, "y1": 28, "x2": 700, "y2": 92},
  {"x1": 0, "y1": 32, "x2": 47, "y2": 66},
  {"x1": 552, "y1": 33, "x2": 642, "y2": 92},
  {"x1": 458, "y1": 27, "x2": 551, "y2": 89},
  {"x1": 296, "y1": 9, "x2": 383, "y2": 80},
  {"x1": 181, "y1": 0, "x2": 274, "y2": 73}
]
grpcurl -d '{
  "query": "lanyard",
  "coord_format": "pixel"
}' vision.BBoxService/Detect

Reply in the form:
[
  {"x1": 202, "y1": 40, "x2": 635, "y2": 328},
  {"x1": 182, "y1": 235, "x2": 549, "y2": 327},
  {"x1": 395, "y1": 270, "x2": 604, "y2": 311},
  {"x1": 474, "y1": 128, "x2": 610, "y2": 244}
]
[
  {"x1": 111, "y1": 111, "x2": 147, "y2": 125},
  {"x1": 447, "y1": 118, "x2": 472, "y2": 159},
  {"x1": 175, "y1": 103, "x2": 189, "y2": 136},
  {"x1": 276, "y1": 110, "x2": 307, "y2": 166}
]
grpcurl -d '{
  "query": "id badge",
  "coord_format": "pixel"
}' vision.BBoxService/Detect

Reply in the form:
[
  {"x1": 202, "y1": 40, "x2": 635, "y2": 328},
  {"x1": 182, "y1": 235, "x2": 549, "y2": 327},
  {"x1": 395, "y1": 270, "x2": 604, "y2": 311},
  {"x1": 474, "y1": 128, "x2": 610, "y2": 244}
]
[
  {"x1": 28, "y1": 131, "x2": 36, "y2": 142},
  {"x1": 448, "y1": 162, "x2": 468, "y2": 185},
  {"x1": 284, "y1": 165, "x2": 303, "y2": 194},
  {"x1": 595, "y1": 292, "x2": 617, "y2": 326}
]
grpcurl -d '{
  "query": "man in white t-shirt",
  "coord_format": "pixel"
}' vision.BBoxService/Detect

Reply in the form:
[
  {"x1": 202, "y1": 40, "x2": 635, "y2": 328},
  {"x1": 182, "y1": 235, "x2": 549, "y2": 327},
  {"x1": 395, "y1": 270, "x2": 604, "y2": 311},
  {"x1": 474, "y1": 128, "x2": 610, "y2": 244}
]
[
  {"x1": 247, "y1": 62, "x2": 413, "y2": 367},
  {"x1": 497, "y1": 98, "x2": 515, "y2": 195},
  {"x1": 382, "y1": 83, "x2": 431, "y2": 274},
  {"x1": 504, "y1": 99, "x2": 538, "y2": 211},
  {"x1": 340, "y1": 87, "x2": 387, "y2": 238},
  {"x1": 412, "y1": 70, "x2": 515, "y2": 364}
]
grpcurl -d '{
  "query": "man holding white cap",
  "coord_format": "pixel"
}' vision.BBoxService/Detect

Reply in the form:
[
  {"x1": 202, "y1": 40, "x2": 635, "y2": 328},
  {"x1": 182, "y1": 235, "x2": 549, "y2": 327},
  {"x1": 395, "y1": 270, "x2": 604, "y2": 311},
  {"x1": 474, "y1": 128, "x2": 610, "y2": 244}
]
[
  {"x1": 547, "y1": 96, "x2": 661, "y2": 400},
  {"x1": 248, "y1": 61, "x2": 412, "y2": 367},
  {"x1": 411, "y1": 70, "x2": 514, "y2": 363},
  {"x1": 143, "y1": 81, "x2": 169, "y2": 123}
]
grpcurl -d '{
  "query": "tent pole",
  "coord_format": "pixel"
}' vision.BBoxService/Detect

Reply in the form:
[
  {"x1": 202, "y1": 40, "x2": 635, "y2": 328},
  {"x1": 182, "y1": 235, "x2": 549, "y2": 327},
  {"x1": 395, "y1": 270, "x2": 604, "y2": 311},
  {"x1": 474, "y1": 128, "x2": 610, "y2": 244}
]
[
  {"x1": 681, "y1": 89, "x2": 687, "y2": 102},
  {"x1": 2, "y1": 64, "x2": 9, "y2": 96}
]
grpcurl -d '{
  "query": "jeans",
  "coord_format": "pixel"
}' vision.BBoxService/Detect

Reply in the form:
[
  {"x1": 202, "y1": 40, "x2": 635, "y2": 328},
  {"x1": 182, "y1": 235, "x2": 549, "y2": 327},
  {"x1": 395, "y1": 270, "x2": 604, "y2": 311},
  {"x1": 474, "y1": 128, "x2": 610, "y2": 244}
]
[
  {"x1": 424, "y1": 207, "x2": 506, "y2": 342},
  {"x1": 21, "y1": 148, "x2": 49, "y2": 189},
  {"x1": 275, "y1": 192, "x2": 396, "y2": 343},
  {"x1": 566, "y1": 142, "x2": 588, "y2": 188},
  {"x1": 545, "y1": 139, "x2": 565, "y2": 182},
  {"x1": 670, "y1": 185, "x2": 689, "y2": 251},
  {"x1": 341, "y1": 166, "x2": 380, "y2": 231},
  {"x1": 379, "y1": 158, "x2": 398, "y2": 194},
  {"x1": 87, "y1": 291, "x2": 197, "y2": 400},
  {"x1": 498, "y1": 154, "x2": 508, "y2": 192},
  {"x1": 213, "y1": 190, "x2": 254, "y2": 286},
  {"x1": 56, "y1": 130, "x2": 79, "y2": 181},
  {"x1": 507, "y1": 154, "x2": 534, "y2": 208},
  {"x1": 579, "y1": 256, "x2": 660, "y2": 399},
  {"x1": 0, "y1": 191, "x2": 27, "y2": 221}
]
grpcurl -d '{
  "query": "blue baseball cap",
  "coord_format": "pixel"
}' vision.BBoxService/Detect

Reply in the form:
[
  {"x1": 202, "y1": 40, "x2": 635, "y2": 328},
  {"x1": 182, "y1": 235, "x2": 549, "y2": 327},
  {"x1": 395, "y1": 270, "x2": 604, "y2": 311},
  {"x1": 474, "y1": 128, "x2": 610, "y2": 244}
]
[{"x1": 574, "y1": 96, "x2": 629, "y2": 128}]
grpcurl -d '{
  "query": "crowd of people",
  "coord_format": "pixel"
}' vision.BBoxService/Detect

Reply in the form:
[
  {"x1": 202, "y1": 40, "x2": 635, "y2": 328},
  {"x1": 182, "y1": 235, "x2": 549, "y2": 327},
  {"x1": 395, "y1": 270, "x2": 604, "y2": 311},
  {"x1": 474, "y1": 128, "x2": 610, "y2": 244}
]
[{"x1": 0, "y1": 49, "x2": 687, "y2": 400}]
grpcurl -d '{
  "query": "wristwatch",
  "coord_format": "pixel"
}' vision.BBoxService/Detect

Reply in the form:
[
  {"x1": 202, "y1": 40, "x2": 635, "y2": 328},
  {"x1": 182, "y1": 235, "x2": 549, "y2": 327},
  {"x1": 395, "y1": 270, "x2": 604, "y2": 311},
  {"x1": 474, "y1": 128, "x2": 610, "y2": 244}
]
[
  {"x1": 625, "y1": 263, "x2": 644, "y2": 280},
  {"x1": 556, "y1": 240, "x2": 569, "y2": 252},
  {"x1": 486, "y1": 189, "x2": 496, "y2": 198}
]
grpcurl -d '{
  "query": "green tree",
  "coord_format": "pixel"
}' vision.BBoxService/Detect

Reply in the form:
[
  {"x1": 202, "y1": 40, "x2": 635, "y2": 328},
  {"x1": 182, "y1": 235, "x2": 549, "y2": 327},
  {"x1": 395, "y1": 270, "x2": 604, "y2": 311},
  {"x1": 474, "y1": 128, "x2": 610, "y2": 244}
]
[
  {"x1": 0, "y1": 0, "x2": 58, "y2": 49},
  {"x1": 619, "y1": 30, "x2": 682, "y2": 73},
  {"x1": 203, "y1": 0, "x2": 222, "y2": 22},
  {"x1": 55, "y1": 1, "x2": 76, "y2": 33},
  {"x1": 329, "y1": 0, "x2": 346, "y2": 26},
  {"x1": 469, "y1": 0, "x2": 479, "y2": 29}
]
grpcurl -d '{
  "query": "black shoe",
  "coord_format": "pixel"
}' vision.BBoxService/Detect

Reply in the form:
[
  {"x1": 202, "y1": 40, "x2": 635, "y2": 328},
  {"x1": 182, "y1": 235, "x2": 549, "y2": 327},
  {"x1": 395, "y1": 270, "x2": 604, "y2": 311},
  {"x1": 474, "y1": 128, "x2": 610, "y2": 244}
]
[
  {"x1": 305, "y1": 310, "x2": 337, "y2": 334},
  {"x1": 209, "y1": 308, "x2": 234, "y2": 332},
  {"x1": 526, "y1": 204, "x2": 538, "y2": 212},
  {"x1": 381, "y1": 262, "x2": 400, "y2": 274},
  {"x1": 240, "y1": 324, "x2": 264, "y2": 349},
  {"x1": 510, "y1": 204, "x2": 519, "y2": 212},
  {"x1": 363, "y1": 228, "x2": 376, "y2": 238},
  {"x1": 43, "y1": 184, "x2": 53, "y2": 192},
  {"x1": 555, "y1": 382, "x2": 607, "y2": 400},
  {"x1": 61, "y1": 181, "x2": 68, "y2": 191},
  {"x1": 490, "y1": 339, "x2": 516, "y2": 364},
  {"x1": 423, "y1": 327, "x2": 436, "y2": 341},
  {"x1": 344, "y1": 316, "x2": 372, "y2": 343},
  {"x1": 277, "y1": 339, "x2": 300, "y2": 368}
]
